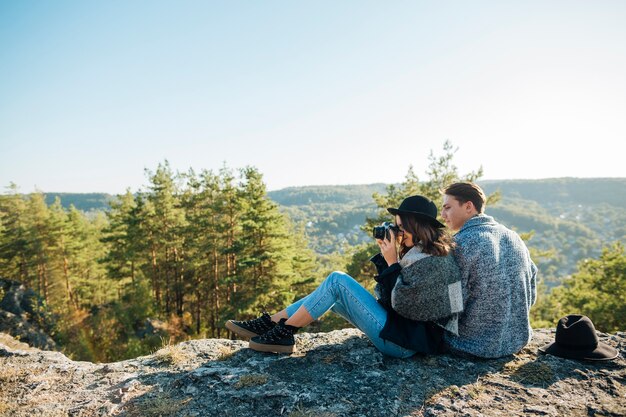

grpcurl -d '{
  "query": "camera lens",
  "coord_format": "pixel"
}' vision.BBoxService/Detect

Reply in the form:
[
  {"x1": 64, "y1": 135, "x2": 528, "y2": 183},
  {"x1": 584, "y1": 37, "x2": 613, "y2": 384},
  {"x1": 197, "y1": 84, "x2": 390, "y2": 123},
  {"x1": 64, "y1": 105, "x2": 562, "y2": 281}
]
[{"x1": 373, "y1": 222, "x2": 395, "y2": 240}]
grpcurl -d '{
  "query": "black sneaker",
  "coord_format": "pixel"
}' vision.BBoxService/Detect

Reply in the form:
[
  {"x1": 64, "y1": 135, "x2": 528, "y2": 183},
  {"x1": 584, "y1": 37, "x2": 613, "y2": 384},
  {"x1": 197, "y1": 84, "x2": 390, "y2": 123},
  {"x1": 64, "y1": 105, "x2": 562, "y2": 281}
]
[
  {"x1": 249, "y1": 318, "x2": 299, "y2": 353},
  {"x1": 225, "y1": 312, "x2": 276, "y2": 340}
]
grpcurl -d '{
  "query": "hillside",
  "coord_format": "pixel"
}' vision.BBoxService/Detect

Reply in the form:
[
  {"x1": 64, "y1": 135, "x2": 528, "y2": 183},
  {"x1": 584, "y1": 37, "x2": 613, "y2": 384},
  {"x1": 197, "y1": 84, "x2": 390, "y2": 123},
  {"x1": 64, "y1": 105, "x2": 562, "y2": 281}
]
[
  {"x1": 43, "y1": 193, "x2": 114, "y2": 212},
  {"x1": 479, "y1": 178, "x2": 626, "y2": 207},
  {"x1": 39, "y1": 178, "x2": 626, "y2": 278},
  {"x1": 1, "y1": 329, "x2": 624, "y2": 417},
  {"x1": 268, "y1": 178, "x2": 626, "y2": 279}
]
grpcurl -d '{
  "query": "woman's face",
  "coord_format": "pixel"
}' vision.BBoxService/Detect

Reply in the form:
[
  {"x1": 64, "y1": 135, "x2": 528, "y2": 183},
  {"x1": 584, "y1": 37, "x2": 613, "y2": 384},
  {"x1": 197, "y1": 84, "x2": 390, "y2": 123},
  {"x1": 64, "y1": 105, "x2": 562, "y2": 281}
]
[{"x1": 395, "y1": 215, "x2": 414, "y2": 248}]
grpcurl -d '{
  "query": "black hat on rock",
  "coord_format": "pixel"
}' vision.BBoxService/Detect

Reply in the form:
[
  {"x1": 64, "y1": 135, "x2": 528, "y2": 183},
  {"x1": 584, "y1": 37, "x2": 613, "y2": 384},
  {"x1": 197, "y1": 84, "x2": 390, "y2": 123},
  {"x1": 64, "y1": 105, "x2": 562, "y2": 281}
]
[
  {"x1": 387, "y1": 195, "x2": 445, "y2": 228},
  {"x1": 539, "y1": 315, "x2": 619, "y2": 361}
]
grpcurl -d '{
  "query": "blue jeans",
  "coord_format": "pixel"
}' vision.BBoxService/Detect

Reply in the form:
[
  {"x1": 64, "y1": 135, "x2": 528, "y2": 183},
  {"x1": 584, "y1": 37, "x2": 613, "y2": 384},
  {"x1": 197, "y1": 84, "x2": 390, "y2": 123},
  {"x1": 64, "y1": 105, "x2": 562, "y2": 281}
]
[{"x1": 285, "y1": 271, "x2": 416, "y2": 359}]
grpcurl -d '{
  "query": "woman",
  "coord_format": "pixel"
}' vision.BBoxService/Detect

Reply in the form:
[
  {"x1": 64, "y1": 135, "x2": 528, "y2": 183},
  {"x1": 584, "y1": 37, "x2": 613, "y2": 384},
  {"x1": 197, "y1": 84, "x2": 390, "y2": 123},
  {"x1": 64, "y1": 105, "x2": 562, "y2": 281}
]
[{"x1": 225, "y1": 195, "x2": 463, "y2": 358}]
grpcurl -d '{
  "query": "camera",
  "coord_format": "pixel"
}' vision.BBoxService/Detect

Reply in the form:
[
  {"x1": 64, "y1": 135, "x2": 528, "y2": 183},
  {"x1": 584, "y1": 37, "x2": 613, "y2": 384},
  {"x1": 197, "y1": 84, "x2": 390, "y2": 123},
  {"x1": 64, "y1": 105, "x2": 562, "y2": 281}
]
[{"x1": 372, "y1": 222, "x2": 400, "y2": 241}]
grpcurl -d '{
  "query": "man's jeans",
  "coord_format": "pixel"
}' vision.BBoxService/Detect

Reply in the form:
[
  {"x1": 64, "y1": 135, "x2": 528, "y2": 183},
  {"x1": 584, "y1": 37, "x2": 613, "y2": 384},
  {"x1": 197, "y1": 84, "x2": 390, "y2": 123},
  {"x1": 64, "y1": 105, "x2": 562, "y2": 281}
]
[{"x1": 286, "y1": 271, "x2": 416, "y2": 358}]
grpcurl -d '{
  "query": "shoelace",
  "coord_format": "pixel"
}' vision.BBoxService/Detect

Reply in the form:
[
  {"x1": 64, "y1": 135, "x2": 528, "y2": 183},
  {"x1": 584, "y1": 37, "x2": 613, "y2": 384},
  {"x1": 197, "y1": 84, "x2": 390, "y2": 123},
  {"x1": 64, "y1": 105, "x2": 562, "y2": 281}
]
[
  {"x1": 239, "y1": 313, "x2": 273, "y2": 332},
  {"x1": 258, "y1": 324, "x2": 293, "y2": 343}
]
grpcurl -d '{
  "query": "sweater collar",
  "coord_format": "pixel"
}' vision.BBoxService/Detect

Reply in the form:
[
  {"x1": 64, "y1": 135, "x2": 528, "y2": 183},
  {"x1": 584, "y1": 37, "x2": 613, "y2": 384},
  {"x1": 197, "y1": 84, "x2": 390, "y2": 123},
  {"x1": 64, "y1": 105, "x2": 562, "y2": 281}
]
[
  {"x1": 458, "y1": 213, "x2": 496, "y2": 233},
  {"x1": 399, "y1": 245, "x2": 430, "y2": 268}
]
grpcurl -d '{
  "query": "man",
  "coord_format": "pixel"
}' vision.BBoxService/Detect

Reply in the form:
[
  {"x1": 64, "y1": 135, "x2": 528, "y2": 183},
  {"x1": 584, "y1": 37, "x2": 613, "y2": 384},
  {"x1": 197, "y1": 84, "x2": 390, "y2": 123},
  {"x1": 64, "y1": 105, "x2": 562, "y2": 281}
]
[{"x1": 441, "y1": 182, "x2": 537, "y2": 358}]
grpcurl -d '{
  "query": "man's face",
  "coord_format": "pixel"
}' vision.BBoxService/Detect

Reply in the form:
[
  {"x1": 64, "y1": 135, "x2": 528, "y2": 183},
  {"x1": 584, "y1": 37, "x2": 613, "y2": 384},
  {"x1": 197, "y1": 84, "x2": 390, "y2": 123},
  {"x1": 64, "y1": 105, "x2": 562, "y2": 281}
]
[{"x1": 441, "y1": 194, "x2": 474, "y2": 231}]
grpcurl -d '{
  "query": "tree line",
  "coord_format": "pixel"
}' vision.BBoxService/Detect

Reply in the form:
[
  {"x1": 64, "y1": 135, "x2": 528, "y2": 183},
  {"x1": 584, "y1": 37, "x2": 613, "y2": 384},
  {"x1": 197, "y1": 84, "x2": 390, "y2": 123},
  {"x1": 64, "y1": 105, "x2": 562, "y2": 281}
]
[
  {"x1": 0, "y1": 163, "x2": 321, "y2": 361},
  {"x1": 1, "y1": 142, "x2": 623, "y2": 361}
]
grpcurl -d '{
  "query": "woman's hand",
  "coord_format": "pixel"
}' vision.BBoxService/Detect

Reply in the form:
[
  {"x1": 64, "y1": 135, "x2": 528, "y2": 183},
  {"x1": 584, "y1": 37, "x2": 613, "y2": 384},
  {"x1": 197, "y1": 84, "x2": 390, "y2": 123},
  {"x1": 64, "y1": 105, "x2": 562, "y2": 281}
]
[{"x1": 376, "y1": 230, "x2": 398, "y2": 266}]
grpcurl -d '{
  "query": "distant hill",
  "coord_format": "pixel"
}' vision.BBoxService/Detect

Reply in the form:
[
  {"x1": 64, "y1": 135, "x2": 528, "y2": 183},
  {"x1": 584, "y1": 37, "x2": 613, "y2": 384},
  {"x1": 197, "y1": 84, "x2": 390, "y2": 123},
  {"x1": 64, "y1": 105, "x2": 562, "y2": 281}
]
[
  {"x1": 43, "y1": 193, "x2": 114, "y2": 212},
  {"x1": 267, "y1": 178, "x2": 626, "y2": 280},
  {"x1": 41, "y1": 178, "x2": 626, "y2": 280},
  {"x1": 268, "y1": 184, "x2": 388, "y2": 206},
  {"x1": 43, "y1": 178, "x2": 625, "y2": 213},
  {"x1": 479, "y1": 178, "x2": 626, "y2": 206},
  {"x1": 268, "y1": 178, "x2": 626, "y2": 207}
]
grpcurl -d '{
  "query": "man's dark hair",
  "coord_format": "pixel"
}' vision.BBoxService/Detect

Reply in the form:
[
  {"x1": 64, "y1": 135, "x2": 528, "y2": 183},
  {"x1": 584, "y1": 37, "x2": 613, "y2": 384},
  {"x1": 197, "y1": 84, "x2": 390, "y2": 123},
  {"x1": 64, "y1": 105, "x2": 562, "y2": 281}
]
[{"x1": 443, "y1": 182, "x2": 486, "y2": 214}]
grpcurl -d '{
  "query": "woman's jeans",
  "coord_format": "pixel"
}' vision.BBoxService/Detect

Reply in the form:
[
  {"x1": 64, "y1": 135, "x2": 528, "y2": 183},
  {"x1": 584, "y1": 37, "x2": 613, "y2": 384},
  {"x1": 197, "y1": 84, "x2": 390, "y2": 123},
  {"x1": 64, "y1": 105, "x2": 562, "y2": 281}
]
[{"x1": 285, "y1": 271, "x2": 416, "y2": 359}]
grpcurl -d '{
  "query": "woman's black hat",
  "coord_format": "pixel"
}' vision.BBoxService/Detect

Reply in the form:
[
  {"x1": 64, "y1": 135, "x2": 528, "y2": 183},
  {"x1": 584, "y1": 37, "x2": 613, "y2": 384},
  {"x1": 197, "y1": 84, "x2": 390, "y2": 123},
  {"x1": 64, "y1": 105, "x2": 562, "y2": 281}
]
[
  {"x1": 387, "y1": 195, "x2": 445, "y2": 228},
  {"x1": 539, "y1": 315, "x2": 619, "y2": 361}
]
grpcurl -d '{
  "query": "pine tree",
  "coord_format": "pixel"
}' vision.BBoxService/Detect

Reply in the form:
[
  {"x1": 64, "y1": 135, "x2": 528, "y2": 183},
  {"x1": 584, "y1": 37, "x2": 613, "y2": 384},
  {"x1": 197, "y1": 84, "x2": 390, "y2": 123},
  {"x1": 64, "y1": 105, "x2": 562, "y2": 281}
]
[
  {"x1": 549, "y1": 242, "x2": 626, "y2": 333},
  {"x1": 0, "y1": 184, "x2": 31, "y2": 284},
  {"x1": 285, "y1": 220, "x2": 319, "y2": 301},
  {"x1": 215, "y1": 166, "x2": 242, "y2": 337},
  {"x1": 196, "y1": 169, "x2": 225, "y2": 337},
  {"x1": 24, "y1": 192, "x2": 54, "y2": 302},
  {"x1": 235, "y1": 167, "x2": 294, "y2": 315},
  {"x1": 47, "y1": 198, "x2": 76, "y2": 310},
  {"x1": 178, "y1": 169, "x2": 202, "y2": 335},
  {"x1": 67, "y1": 207, "x2": 110, "y2": 306},
  {"x1": 143, "y1": 161, "x2": 187, "y2": 317},
  {"x1": 101, "y1": 190, "x2": 142, "y2": 286}
]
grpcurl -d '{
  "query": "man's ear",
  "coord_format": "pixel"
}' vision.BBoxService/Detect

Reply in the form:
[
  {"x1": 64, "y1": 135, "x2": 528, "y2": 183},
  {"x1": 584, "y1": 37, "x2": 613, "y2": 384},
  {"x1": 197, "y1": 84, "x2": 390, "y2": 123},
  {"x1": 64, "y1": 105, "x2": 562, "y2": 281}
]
[{"x1": 465, "y1": 201, "x2": 476, "y2": 214}]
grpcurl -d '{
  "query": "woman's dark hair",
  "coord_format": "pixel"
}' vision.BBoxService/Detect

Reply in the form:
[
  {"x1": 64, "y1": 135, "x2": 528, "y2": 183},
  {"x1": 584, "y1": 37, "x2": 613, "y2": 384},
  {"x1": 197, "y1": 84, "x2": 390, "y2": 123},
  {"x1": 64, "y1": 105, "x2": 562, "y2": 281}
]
[
  {"x1": 399, "y1": 213, "x2": 454, "y2": 256},
  {"x1": 443, "y1": 182, "x2": 486, "y2": 214}
]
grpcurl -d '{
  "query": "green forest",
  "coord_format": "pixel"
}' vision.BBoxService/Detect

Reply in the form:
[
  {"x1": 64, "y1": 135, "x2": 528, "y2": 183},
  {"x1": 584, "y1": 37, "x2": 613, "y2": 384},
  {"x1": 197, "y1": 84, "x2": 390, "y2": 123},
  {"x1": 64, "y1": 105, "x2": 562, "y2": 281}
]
[
  {"x1": 1, "y1": 144, "x2": 625, "y2": 362},
  {"x1": 0, "y1": 164, "x2": 324, "y2": 362}
]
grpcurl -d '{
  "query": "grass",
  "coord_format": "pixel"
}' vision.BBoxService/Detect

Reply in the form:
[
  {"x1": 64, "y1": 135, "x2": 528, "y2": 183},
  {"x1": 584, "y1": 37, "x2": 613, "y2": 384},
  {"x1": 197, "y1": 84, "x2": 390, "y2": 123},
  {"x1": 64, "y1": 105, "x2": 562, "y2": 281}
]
[
  {"x1": 154, "y1": 345, "x2": 189, "y2": 365},
  {"x1": 425, "y1": 384, "x2": 462, "y2": 406},
  {"x1": 234, "y1": 374, "x2": 268, "y2": 389},
  {"x1": 0, "y1": 367, "x2": 29, "y2": 385},
  {"x1": 466, "y1": 381, "x2": 486, "y2": 400},
  {"x1": 216, "y1": 345, "x2": 237, "y2": 361},
  {"x1": 125, "y1": 393, "x2": 192, "y2": 417},
  {"x1": 321, "y1": 353, "x2": 341, "y2": 364},
  {"x1": 509, "y1": 362, "x2": 555, "y2": 386},
  {"x1": 424, "y1": 380, "x2": 489, "y2": 407},
  {"x1": 503, "y1": 359, "x2": 555, "y2": 386},
  {"x1": 288, "y1": 403, "x2": 339, "y2": 417},
  {"x1": 0, "y1": 400, "x2": 15, "y2": 415},
  {"x1": 153, "y1": 338, "x2": 191, "y2": 366}
]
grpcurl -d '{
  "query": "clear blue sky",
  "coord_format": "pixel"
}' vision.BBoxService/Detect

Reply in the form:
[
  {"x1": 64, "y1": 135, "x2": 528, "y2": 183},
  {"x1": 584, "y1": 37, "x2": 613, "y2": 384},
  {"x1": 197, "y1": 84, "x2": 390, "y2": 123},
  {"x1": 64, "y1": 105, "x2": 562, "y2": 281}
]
[{"x1": 1, "y1": 1, "x2": 625, "y2": 194}]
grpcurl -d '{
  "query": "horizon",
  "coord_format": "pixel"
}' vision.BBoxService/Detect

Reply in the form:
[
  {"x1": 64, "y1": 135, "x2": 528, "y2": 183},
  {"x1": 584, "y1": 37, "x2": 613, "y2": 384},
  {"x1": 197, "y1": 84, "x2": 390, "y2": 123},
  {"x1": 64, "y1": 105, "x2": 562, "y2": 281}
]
[
  {"x1": 5, "y1": 175, "x2": 625, "y2": 196},
  {"x1": 2, "y1": 1, "x2": 626, "y2": 194}
]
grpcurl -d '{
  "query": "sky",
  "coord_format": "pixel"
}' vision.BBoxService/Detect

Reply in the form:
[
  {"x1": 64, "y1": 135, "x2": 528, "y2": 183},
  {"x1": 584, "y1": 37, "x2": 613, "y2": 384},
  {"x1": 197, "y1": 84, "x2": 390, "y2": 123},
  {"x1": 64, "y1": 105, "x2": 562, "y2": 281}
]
[{"x1": 1, "y1": 1, "x2": 625, "y2": 194}]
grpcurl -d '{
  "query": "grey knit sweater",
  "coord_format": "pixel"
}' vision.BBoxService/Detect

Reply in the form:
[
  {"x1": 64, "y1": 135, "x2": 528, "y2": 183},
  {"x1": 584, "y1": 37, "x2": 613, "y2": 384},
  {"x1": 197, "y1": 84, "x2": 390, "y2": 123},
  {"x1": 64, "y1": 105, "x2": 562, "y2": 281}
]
[
  {"x1": 391, "y1": 249, "x2": 463, "y2": 334},
  {"x1": 443, "y1": 214, "x2": 537, "y2": 358}
]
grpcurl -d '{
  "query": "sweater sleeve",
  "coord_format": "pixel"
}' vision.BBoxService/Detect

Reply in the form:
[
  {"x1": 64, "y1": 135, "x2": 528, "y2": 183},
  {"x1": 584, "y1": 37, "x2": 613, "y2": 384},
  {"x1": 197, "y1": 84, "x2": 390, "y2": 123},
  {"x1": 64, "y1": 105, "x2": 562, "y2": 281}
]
[
  {"x1": 369, "y1": 253, "x2": 389, "y2": 275},
  {"x1": 374, "y1": 263, "x2": 401, "y2": 310},
  {"x1": 529, "y1": 259, "x2": 538, "y2": 306}
]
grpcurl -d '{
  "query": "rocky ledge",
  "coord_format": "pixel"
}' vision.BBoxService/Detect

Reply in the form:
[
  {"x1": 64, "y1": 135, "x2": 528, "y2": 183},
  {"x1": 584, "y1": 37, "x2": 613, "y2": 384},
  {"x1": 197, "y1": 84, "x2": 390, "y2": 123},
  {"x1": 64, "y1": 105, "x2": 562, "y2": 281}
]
[{"x1": 0, "y1": 328, "x2": 624, "y2": 417}]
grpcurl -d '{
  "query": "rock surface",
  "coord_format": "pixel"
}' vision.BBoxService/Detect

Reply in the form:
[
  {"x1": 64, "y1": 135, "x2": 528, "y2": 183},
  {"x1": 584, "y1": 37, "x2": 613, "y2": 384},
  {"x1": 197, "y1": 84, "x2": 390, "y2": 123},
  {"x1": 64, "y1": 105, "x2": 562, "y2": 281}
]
[
  {"x1": 1, "y1": 328, "x2": 624, "y2": 417},
  {"x1": 0, "y1": 278, "x2": 57, "y2": 351}
]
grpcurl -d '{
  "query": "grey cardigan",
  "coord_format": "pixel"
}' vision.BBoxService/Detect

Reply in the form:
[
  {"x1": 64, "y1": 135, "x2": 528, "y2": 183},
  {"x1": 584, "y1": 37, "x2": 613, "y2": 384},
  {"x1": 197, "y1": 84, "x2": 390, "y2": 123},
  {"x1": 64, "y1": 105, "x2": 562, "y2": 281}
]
[
  {"x1": 375, "y1": 247, "x2": 463, "y2": 335},
  {"x1": 444, "y1": 214, "x2": 538, "y2": 358}
]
